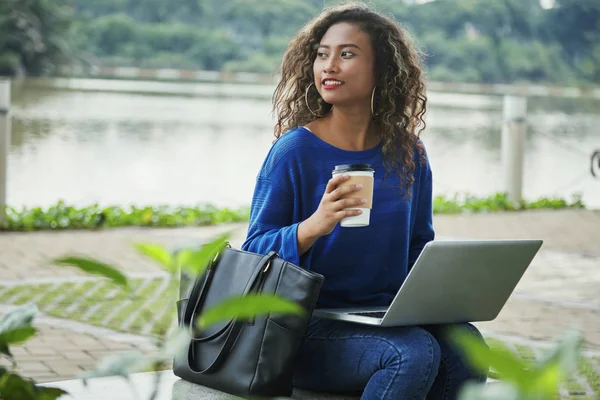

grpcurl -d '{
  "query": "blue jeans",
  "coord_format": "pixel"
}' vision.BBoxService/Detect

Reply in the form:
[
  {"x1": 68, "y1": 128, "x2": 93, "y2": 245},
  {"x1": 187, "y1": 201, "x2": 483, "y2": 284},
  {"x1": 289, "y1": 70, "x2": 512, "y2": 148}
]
[{"x1": 293, "y1": 318, "x2": 488, "y2": 400}]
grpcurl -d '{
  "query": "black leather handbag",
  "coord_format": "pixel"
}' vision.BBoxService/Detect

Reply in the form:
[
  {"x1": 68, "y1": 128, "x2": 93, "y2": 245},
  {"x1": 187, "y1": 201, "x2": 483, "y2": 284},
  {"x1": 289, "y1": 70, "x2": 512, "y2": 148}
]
[{"x1": 173, "y1": 245, "x2": 324, "y2": 398}]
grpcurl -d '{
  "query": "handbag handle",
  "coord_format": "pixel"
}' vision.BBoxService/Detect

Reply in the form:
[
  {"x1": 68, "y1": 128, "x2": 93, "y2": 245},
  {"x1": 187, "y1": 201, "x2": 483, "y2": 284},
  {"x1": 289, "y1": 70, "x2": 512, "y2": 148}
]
[
  {"x1": 185, "y1": 250, "x2": 279, "y2": 374},
  {"x1": 183, "y1": 249, "x2": 276, "y2": 336},
  {"x1": 182, "y1": 242, "x2": 232, "y2": 335}
]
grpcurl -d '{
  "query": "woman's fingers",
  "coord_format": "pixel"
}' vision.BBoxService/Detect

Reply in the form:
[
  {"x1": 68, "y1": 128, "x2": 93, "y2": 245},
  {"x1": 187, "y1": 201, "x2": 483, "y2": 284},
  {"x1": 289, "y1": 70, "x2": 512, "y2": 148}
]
[
  {"x1": 335, "y1": 209, "x2": 363, "y2": 220},
  {"x1": 332, "y1": 197, "x2": 368, "y2": 211},
  {"x1": 325, "y1": 173, "x2": 350, "y2": 194},
  {"x1": 329, "y1": 182, "x2": 363, "y2": 202}
]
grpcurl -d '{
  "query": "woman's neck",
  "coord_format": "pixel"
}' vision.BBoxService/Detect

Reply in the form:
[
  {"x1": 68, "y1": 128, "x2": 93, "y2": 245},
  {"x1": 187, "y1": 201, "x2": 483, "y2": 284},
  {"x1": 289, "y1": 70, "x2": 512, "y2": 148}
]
[{"x1": 309, "y1": 107, "x2": 378, "y2": 151}]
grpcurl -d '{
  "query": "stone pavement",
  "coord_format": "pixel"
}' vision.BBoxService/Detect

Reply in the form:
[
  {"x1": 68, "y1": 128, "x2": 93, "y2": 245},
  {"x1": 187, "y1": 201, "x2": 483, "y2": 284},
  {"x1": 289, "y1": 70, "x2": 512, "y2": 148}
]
[
  {"x1": 0, "y1": 308, "x2": 155, "y2": 383},
  {"x1": 0, "y1": 209, "x2": 599, "y2": 386}
]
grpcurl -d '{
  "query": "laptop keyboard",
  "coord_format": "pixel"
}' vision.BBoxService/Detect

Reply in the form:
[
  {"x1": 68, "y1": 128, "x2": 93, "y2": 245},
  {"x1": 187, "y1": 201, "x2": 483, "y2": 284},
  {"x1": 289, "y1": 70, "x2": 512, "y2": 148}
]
[{"x1": 348, "y1": 311, "x2": 386, "y2": 318}]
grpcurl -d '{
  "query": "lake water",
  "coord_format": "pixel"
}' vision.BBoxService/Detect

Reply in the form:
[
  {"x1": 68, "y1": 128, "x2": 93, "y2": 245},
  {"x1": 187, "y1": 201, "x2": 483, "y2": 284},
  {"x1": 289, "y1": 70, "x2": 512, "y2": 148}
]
[{"x1": 7, "y1": 79, "x2": 600, "y2": 210}]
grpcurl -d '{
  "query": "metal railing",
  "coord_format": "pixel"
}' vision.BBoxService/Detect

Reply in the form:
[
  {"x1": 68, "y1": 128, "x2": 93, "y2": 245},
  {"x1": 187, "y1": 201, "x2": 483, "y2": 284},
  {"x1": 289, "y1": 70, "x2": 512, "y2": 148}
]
[{"x1": 0, "y1": 79, "x2": 10, "y2": 227}]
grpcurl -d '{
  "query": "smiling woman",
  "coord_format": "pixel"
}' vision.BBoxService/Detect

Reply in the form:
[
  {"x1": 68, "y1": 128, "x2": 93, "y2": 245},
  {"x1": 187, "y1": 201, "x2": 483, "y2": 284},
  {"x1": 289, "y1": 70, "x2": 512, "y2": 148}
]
[
  {"x1": 242, "y1": 2, "x2": 489, "y2": 400},
  {"x1": 273, "y1": 1, "x2": 429, "y2": 196},
  {"x1": 314, "y1": 24, "x2": 376, "y2": 119}
]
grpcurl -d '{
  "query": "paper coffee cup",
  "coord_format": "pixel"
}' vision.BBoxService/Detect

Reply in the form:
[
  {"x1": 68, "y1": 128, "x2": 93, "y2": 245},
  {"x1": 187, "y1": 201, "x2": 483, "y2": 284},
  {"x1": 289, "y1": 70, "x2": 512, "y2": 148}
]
[{"x1": 332, "y1": 164, "x2": 375, "y2": 227}]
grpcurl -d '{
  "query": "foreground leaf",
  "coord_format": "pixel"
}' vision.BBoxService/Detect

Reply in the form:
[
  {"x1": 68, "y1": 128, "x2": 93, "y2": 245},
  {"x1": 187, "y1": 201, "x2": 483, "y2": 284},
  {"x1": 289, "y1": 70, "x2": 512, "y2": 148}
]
[
  {"x1": 53, "y1": 257, "x2": 128, "y2": 288},
  {"x1": 0, "y1": 304, "x2": 38, "y2": 358},
  {"x1": 535, "y1": 329, "x2": 582, "y2": 375},
  {"x1": 450, "y1": 326, "x2": 532, "y2": 390},
  {"x1": 0, "y1": 367, "x2": 67, "y2": 400},
  {"x1": 142, "y1": 327, "x2": 190, "y2": 370},
  {"x1": 198, "y1": 294, "x2": 305, "y2": 329},
  {"x1": 159, "y1": 327, "x2": 190, "y2": 361},
  {"x1": 180, "y1": 233, "x2": 230, "y2": 276},
  {"x1": 0, "y1": 326, "x2": 37, "y2": 347},
  {"x1": 134, "y1": 243, "x2": 174, "y2": 272},
  {"x1": 33, "y1": 387, "x2": 69, "y2": 400},
  {"x1": 529, "y1": 329, "x2": 583, "y2": 396},
  {"x1": 79, "y1": 351, "x2": 145, "y2": 384}
]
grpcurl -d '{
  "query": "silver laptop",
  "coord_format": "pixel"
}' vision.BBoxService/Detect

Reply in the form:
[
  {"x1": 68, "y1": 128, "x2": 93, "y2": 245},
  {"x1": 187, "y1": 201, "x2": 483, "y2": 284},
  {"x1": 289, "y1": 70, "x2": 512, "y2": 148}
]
[{"x1": 312, "y1": 239, "x2": 543, "y2": 327}]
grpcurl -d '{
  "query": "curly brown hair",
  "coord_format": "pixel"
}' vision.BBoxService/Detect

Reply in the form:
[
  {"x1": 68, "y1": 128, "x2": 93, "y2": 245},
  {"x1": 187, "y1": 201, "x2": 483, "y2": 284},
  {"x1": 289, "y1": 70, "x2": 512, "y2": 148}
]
[{"x1": 272, "y1": 1, "x2": 428, "y2": 197}]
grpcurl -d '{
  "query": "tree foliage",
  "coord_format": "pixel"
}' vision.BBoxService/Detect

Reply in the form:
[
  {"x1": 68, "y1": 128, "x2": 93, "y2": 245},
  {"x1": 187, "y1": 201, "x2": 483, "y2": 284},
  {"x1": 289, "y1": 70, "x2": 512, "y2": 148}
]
[
  {"x1": 0, "y1": 0, "x2": 75, "y2": 76},
  {"x1": 1, "y1": 0, "x2": 599, "y2": 84}
]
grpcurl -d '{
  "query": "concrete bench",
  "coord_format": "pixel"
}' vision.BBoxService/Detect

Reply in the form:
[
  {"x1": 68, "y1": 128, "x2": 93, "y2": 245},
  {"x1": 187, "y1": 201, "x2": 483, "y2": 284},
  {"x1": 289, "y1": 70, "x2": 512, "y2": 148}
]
[
  {"x1": 45, "y1": 369, "x2": 495, "y2": 399},
  {"x1": 43, "y1": 370, "x2": 360, "y2": 400},
  {"x1": 172, "y1": 377, "x2": 359, "y2": 399}
]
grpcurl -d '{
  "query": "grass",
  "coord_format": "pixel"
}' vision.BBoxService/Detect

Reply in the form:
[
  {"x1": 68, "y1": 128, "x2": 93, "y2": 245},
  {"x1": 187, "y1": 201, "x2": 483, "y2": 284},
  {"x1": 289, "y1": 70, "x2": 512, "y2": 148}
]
[
  {"x1": 1, "y1": 279, "x2": 178, "y2": 337},
  {"x1": 0, "y1": 279, "x2": 598, "y2": 398},
  {"x1": 579, "y1": 358, "x2": 600, "y2": 395}
]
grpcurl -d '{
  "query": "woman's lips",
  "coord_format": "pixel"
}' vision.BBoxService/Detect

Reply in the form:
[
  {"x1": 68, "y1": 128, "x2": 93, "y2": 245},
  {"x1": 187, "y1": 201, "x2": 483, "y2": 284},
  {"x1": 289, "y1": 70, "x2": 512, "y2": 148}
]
[{"x1": 322, "y1": 79, "x2": 344, "y2": 90}]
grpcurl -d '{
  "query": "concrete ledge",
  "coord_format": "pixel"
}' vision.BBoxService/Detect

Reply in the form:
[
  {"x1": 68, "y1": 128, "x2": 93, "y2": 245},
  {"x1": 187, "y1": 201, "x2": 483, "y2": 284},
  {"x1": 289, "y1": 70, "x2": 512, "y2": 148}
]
[
  {"x1": 172, "y1": 378, "x2": 359, "y2": 399},
  {"x1": 45, "y1": 369, "x2": 496, "y2": 400},
  {"x1": 43, "y1": 370, "x2": 360, "y2": 400}
]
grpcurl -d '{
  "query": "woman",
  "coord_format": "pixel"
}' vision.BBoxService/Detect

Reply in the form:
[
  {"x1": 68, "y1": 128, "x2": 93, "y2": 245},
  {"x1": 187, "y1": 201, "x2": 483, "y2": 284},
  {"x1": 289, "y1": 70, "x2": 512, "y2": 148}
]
[{"x1": 241, "y1": 2, "x2": 488, "y2": 399}]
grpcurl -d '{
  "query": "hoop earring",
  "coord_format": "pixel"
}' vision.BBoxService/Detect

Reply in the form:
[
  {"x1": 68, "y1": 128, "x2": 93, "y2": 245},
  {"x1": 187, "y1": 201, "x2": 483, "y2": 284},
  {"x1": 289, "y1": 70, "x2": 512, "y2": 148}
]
[
  {"x1": 371, "y1": 86, "x2": 379, "y2": 118},
  {"x1": 305, "y1": 82, "x2": 328, "y2": 117}
]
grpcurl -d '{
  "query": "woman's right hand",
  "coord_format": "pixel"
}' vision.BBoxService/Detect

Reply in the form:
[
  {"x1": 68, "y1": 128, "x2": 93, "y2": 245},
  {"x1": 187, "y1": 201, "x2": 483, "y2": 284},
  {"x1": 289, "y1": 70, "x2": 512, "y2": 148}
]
[{"x1": 304, "y1": 173, "x2": 367, "y2": 238}]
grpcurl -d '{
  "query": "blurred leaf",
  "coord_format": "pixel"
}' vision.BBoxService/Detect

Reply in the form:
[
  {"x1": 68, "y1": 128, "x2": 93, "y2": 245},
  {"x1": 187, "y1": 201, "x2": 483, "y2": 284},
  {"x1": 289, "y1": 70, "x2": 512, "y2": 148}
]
[
  {"x1": 530, "y1": 362, "x2": 562, "y2": 398},
  {"x1": 537, "y1": 329, "x2": 582, "y2": 374},
  {"x1": 53, "y1": 257, "x2": 128, "y2": 288},
  {"x1": 530, "y1": 329, "x2": 583, "y2": 396},
  {"x1": 134, "y1": 243, "x2": 174, "y2": 272},
  {"x1": 79, "y1": 351, "x2": 145, "y2": 384},
  {"x1": 180, "y1": 233, "x2": 230, "y2": 276},
  {"x1": 175, "y1": 249, "x2": 194, "y2": 271},
  {"x1": 0, "y1": 367, "x2": 67, "y2": 400},
  {"x1": 0, "y1": 304, "x2": 38, "y2": 358},
  {"x1": 198, "y1": 293, "x2": 305, "y2": 329},
  {"x1": 0, "y1": 326, "x2": 37, "y2": 346},
  {"x1": 0, "y1": 369, "x2": 36, "y2": 399},
  {"x1": 450, "y1": 326, "x2": 532, "y2": 389},
  {"x1": 160, "y1": 327, "x2": 189, "y2": 360},
  {"x1": 34, "y1": 387, "x2": 69, "y2": 400}
]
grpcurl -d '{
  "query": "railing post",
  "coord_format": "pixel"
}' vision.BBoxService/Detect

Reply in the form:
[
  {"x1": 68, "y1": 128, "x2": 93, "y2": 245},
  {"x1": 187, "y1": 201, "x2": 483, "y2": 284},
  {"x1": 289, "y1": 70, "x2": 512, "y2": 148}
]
[
  {"x1": 0, "y1": 79, "x2": 10, "y2": 227},
  {"x1": 501, "y1": 95, "x2": 527, "y2": 205}
]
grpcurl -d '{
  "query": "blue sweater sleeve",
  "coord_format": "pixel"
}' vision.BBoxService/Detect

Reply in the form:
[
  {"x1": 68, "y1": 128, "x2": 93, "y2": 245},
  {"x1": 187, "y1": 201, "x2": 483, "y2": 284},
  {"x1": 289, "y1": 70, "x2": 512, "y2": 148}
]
[
  {"x1": 241, "y1": 177, "x2": 302, "y2": 265},
  {"x1": 408, "y1": 154, "x2": 435, "y2": 268}
]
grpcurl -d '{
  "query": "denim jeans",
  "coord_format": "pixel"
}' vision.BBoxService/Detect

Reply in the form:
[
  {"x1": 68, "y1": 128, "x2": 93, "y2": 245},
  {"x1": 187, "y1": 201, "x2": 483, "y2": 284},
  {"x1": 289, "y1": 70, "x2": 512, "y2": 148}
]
[{"x1": 293, "y1": 318, "x2": 488, "y2": 400}]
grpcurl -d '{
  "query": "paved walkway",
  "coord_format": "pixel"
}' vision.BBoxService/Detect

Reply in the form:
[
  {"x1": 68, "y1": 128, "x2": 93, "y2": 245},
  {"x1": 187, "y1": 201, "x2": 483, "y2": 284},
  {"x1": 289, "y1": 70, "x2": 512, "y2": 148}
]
[
  {"x1": 0, "y1": 209, "x2": 599, "y2": 387},
  {"x1": 0, "y1": 307, "x2": 156, "y2": 383}
]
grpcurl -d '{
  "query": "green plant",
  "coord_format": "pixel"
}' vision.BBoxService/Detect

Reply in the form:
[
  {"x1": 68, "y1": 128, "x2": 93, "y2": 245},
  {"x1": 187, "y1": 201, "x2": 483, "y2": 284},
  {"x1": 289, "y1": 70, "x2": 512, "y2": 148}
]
[
  {"x1": 450, "y1": 326, "x2": 584, "y2": 400},
  {"x1": 432, "y1": 192, "x2": 585, "y2": 215},
  {"x1": 1, "y1": 192, "x2": 586, "y2": 232},
  {"x1": 2, "y1": 201, "x2": 250, "y2": 231},
  {"x1": 0, "y1": 233, "x2": 304, "y2": 399}
]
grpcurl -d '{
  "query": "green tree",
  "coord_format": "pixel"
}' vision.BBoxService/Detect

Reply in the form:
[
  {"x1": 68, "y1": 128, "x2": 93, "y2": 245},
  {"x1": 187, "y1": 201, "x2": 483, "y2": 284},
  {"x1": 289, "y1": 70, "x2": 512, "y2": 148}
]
[
  {"x1": 223, "y1": 0, "x2": 316, "y2": 38},
  {"x1": 85, "y1": 13, "x2": 138, "y2": 56},
  {"x1": 0, "y1": 0, "x2": 75, "y2": 76},
  {"x1": 12, "y1": 0, "x2": 597, "y2": 84},
  {"x1": 542, "y1": 0, "x2": 600, "y2": 82}
]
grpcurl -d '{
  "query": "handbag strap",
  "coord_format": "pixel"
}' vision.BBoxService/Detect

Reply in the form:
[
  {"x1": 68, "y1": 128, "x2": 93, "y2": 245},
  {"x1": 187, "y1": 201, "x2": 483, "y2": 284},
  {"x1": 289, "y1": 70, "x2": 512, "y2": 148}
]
[
  {"x1": 184, "y1": 250, "x2": 276, "y2": 337},
  {"x1": 186, "y1": 250, "x2": 279, "y2": 374}
]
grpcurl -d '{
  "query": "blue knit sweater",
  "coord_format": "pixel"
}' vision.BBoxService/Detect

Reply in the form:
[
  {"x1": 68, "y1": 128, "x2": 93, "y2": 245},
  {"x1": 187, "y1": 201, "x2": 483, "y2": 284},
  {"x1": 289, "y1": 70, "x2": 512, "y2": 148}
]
[{"x1": 241, "y1": 126, "x2": 434, "y2": 308}]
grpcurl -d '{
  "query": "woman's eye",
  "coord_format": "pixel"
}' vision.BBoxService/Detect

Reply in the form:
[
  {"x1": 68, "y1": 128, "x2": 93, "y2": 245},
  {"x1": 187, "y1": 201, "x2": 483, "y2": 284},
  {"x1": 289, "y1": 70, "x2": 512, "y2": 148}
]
[
  {"x1": 341, "y1": 51, "x2": 355, "y2": 57},
  {"x1": 317, "y1": 52, "x2": 328, "y2": 58}
]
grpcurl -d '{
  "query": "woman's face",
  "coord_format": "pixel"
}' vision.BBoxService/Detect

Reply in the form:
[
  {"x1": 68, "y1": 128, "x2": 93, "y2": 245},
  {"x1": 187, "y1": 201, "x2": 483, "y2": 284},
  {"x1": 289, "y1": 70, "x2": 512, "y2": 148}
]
[{"x1": 313, "y1": 22, "x2": 375, "y2": 110}]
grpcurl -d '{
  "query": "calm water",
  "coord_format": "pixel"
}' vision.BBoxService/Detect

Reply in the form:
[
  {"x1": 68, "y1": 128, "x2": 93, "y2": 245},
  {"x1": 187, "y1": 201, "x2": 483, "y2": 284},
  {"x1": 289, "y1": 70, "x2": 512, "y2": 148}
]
[{"x1": 7, "y1": 79, "x2": 600, "y2": 210}]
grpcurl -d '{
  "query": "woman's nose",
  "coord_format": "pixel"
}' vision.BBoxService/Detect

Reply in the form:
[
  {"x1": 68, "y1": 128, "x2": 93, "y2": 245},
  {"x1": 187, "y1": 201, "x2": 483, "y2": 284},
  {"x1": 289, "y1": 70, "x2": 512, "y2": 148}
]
[{"x1": 323, "y1": 57, "x2": 339, "y2": 74}]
